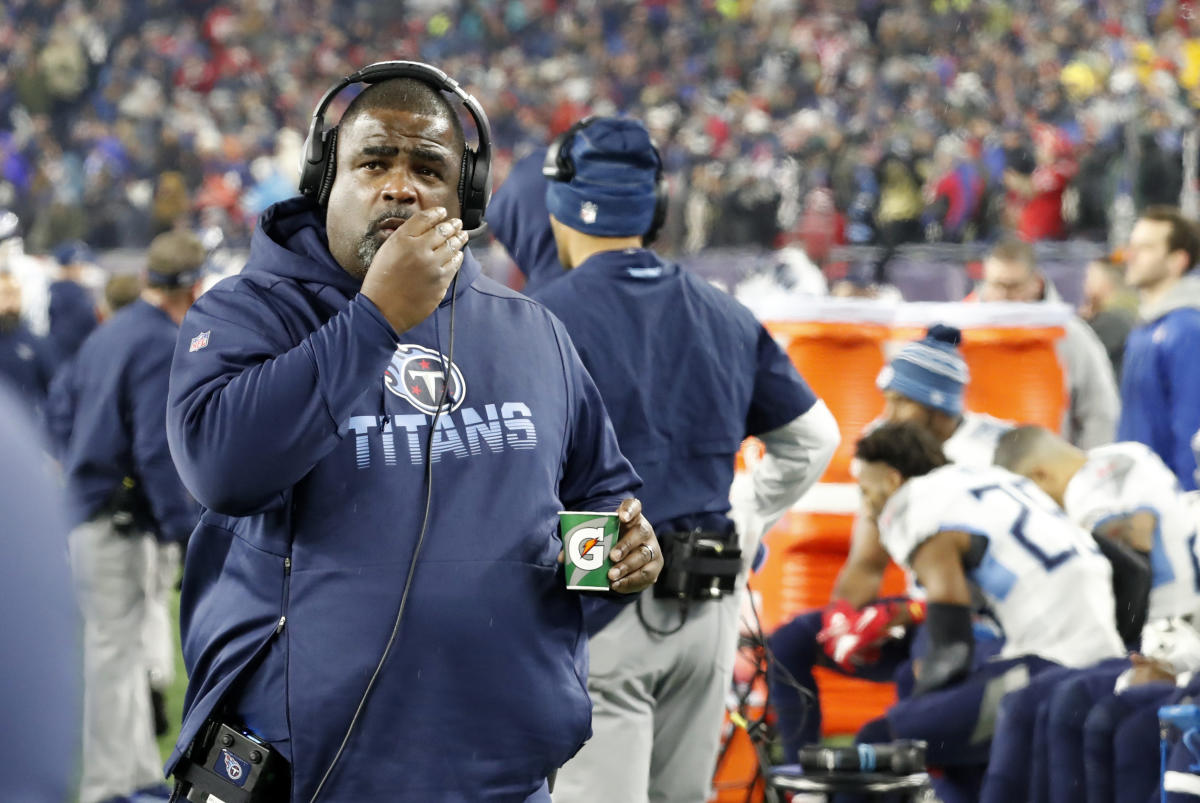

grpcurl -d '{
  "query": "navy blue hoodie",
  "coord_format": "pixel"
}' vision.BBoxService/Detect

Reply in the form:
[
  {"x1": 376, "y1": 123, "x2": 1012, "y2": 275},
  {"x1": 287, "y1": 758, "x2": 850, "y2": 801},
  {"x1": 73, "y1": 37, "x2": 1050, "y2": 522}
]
[
  {"x1": 166, "y1": 197, "x2": 639, "y2": 801},
  {"x1": 486, "y1": 149, "x2": 566, "y2": 294}
]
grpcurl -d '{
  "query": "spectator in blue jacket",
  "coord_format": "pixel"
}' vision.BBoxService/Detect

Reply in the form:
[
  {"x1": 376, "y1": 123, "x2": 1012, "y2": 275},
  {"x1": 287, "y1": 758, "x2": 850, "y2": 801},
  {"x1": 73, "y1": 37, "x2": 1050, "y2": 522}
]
[
  {"x1": 493, "y1": 116, "x2": 839, "y2": 803},
  {"x1": 1117, "y1": 206, "x2": 1200, "y2": 490},
  {"x1": 0, "y1": 270, "x2": 56, "y2": 420},
  {"x1": 48, "y1": 230, "x2": 205, "y2": 803},
  {"x1": 164, "y1": 71, "x2": 663, "y2": 802},
  {"x1": 0, "y1": 379, "x2": 81, "y2": 803}
]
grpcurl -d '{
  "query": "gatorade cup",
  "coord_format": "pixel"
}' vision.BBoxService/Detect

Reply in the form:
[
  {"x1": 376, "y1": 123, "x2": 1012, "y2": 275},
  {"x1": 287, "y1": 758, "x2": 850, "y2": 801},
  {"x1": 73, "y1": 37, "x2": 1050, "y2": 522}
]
[{"x1": 559, "y1": 511, "x2": 619, "y2": 591}]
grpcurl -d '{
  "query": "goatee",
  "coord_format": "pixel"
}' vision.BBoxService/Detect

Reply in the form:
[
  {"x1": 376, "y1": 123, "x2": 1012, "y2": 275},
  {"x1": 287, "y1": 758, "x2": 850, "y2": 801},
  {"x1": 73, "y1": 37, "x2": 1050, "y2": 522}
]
[{"x1": 351, "y1": 209, "x2": 413, "y2": 278}]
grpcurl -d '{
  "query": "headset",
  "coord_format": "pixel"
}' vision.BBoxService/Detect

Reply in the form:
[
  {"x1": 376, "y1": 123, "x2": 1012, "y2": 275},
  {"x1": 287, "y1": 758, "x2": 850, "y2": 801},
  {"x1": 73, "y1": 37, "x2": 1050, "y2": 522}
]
[
  {"x1": 541, "y1": 116, "x2": 669, "y2": 245},
  {"x1": 298, "y1": 60, "x2": 493, "y2": 230}
]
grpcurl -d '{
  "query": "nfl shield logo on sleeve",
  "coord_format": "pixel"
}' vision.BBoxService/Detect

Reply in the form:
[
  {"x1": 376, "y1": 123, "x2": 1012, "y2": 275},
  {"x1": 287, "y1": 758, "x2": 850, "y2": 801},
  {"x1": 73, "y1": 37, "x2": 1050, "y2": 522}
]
[{"x1": 189, "y1": 330, "x2": 211, "y2": 352}]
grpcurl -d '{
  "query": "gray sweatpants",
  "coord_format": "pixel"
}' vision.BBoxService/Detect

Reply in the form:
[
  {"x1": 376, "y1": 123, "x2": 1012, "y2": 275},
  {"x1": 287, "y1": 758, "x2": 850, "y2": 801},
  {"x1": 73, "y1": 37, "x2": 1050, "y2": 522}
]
[
  {"x1": 70, "y1": 517, "x2": 163, "y2": 803},
  {"x1": 552, "y1": 593, "x2": 740, "y2": 803}
]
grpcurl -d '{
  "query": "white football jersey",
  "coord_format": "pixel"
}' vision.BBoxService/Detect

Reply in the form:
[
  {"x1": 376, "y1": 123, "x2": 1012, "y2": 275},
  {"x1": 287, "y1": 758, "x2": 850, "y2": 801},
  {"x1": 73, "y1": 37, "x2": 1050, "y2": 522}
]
[
  {"x1": 942, "y1": 412, "x2": 1013, "y2": 466},
  {"x1": 878, "y1": 464, "x2": 1125, "y2": 667},
  {"x1": 1064, "y1": 442, "x2": 1200, "y2": 621}
]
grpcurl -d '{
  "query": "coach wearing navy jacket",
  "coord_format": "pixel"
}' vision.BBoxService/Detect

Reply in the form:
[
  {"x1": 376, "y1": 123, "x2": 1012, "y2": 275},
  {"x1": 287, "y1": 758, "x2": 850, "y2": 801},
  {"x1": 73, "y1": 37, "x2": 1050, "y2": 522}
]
[
  {"x1": 165, "y1": 68, "x2": 662, "y2": 802},
  {"x1": 49, "y1": 230, "x2": 204, "y2": 803},
  {"x1": 490, "y1": 116, "x2": 839, "y2": 803}
]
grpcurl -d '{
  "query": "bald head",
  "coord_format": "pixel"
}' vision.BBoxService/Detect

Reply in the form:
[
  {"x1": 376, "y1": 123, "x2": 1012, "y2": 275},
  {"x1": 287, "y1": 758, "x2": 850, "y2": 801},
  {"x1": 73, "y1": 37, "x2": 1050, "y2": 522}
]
[
  {"x1": 341, "y1": 78, "x2": 465, "y2": 156},
  {"x1": 993, "y1": 425, "x2": 1085, "y2": 506}
]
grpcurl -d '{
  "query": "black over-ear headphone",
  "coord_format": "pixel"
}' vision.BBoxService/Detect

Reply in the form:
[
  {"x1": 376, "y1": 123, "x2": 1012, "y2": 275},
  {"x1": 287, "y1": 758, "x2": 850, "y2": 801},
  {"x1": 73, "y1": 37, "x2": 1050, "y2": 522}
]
[
  {"x1": 298, "y1": 60, "x2": 493, "y2": 230},
  {"x1": 541, "y1": 116, "x2": 669, "y2": 246}
]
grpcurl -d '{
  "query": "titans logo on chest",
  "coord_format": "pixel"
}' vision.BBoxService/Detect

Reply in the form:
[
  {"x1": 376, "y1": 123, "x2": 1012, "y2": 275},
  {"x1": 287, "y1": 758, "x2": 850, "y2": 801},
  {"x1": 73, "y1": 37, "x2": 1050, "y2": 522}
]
[
  {"x1": 344, "y1": 343, "x2": 539, "y2": 468},
  {"x1": 383, "y1": 343, "x2": 466, "y2": 414}
]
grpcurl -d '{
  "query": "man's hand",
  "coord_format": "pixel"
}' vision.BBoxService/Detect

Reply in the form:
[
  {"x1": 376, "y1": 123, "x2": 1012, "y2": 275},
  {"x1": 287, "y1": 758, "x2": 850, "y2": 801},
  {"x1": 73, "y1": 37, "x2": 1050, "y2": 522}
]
[
  {"x1": 360, "y1": 206, "x2": 469, "y2": 333},
  {"x1": 817, "y1": 599, "x2": 921, "y2": 671},
  {"x1": 608, "y1": 498, "x2": 663, "y2": 594}
]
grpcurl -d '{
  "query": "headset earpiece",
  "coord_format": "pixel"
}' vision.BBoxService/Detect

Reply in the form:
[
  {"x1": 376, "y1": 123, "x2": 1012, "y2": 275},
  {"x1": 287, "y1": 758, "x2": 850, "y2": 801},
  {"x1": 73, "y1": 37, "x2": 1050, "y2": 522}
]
[
  {"x1": 644, "y1": 168, "x2": 668, "y2": 246},
  {"x1": 315, "y1": 127, "x2": 339, "y2": 207},
  {"x1": 297, "y1": 61, "x2": 493, "y2": 230}
]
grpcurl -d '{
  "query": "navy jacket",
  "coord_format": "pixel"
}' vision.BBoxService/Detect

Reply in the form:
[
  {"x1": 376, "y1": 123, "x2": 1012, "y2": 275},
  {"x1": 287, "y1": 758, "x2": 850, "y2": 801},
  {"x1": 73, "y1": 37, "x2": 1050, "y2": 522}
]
[
  {"x1": 0, "y1": 381, "x2": 79, "y2": 803},
  {"x1": 531, "y1": 248, "x2": 817, "y2": 628},
  {"x1": 486, "y1": 149, "x2": 566, "y2": 293},
  {"x1": 48, "y1": 279, "x2": 98, "y2": 361},
  {"x1": 1118, "y1": 273, "x2": 1200, "y2": 489},
  {"x1": 47, "y1": 298, "x2": 196, "y2": 541},
  {"x1": 0, "y1": 321, "x2": 56, "y2": 419},
  {"x1": 165, "y1": 198, "x2": 640, "y2": 801}
]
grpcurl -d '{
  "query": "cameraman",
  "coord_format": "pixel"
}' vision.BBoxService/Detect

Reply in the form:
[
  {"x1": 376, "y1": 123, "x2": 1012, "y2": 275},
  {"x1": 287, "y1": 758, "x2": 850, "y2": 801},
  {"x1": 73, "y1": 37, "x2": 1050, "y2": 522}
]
[{"x1": 488, "y1": 116, "x2": 839, "y2": 802}]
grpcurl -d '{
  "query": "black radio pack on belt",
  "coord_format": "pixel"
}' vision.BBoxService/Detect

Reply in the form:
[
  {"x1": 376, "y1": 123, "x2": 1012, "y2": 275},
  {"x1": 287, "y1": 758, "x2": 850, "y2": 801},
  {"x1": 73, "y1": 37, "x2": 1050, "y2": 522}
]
[
  {"x1": 653, "y1": 529, "x2": 742, "y2": 601},
  {"x1": 171, "y1": 718, "x2": 289, "y2": 803}
]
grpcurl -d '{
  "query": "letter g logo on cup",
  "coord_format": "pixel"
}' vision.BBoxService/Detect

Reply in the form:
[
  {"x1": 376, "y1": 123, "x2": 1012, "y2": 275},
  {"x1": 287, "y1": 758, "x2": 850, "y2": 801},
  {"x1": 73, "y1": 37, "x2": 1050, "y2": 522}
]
[{"x1": 567, "y1": 526, "x2": 605, "y2": 571}]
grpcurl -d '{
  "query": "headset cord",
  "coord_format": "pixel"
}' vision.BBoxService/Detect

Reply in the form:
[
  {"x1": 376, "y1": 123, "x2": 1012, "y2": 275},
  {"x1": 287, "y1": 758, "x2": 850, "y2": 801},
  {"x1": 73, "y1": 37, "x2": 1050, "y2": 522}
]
[
  {"x1": 309, "y1": 271, "x2": 460, "y2": 802},
  {"x1": 636, "y1": 593, "x2": 690, "y2": 637}
]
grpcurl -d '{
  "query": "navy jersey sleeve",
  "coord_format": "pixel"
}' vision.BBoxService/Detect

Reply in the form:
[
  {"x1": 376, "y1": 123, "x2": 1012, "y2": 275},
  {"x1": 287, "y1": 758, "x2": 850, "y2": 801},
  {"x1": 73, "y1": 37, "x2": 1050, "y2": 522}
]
[
  {"x1": 129, "y1": 340, "x2": 197, "y2": 541},
  {"x1": 551, "y1": 317, "x2": 642, "y2": 511},
  {"x1": 745, "y1": 324, "x2": 817, "y2": 437},
  {"x1": 167, "y1": 285, "x2": 398, "y2": 515}
]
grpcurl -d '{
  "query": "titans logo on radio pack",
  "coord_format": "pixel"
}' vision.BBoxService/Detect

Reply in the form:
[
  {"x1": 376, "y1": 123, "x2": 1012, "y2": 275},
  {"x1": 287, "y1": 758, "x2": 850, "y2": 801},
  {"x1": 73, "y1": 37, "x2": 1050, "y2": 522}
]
[{"x1": 343, "y1": 344, "x2": 539, "y2": 469}]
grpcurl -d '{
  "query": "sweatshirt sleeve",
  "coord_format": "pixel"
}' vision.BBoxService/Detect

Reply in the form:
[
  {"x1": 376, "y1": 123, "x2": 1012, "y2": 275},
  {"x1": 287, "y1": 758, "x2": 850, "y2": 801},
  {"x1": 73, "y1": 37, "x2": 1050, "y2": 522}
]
[
  {"x1": 746, "y1": 324, "x2": 818, "y2": 437},
  {"x1": 728, "y1": 400, "x2": 840, "y2": 571},
  {"x1": 167, "y1": 285, "x2": 399, "y2": 515},
  {"x1": 1166, "y1": 320, "x2": 1200, "y2": 490}
]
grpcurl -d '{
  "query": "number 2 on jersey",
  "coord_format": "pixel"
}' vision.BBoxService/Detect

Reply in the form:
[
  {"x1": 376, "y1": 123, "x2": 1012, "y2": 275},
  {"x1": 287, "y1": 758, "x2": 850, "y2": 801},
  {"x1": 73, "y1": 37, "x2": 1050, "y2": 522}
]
[{"x1": 969, "y1": 482, "x2": 1078, "y2": 571}]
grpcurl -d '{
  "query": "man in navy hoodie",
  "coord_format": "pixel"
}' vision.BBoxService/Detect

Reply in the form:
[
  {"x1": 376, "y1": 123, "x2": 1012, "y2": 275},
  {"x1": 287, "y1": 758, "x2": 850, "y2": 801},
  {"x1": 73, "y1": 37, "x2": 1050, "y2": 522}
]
[
  {"x1": 48, "y1": 230, "x2": 205, "y2": 803},
  {"x1": 1117, "y1": 205, "x2": 1200, "y2": 490},
  {"x1": 165, "y1": 71, "x2": 662, "y2": 802},
  {"x1": 490, "y1": 116, "x2": 839, "y2": 803}
]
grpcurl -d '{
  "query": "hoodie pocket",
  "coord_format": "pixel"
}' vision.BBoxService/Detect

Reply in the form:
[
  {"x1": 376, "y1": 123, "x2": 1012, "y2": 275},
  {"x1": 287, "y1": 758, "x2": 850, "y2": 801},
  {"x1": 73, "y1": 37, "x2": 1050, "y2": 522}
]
[{"x1": 171, "y1": 520, "x2": 293, "y2": 774}]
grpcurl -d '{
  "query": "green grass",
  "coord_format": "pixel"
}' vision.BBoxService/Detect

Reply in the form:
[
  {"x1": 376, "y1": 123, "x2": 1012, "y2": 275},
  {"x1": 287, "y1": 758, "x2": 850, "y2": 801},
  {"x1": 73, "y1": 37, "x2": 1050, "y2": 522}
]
[{"x1": 158, "y1": 588, "x2": 188, "y2": 762}]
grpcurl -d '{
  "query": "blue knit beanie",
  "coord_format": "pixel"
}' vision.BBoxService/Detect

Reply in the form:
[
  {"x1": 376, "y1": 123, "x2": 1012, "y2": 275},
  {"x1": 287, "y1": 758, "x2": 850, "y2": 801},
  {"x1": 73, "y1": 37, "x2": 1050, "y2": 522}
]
[
  {"x1": 545, "y1": 117, "x2": 659, "y2": 238},
  {"x1": 876, "y1": 324, "x2": 970, "y2": 417}
]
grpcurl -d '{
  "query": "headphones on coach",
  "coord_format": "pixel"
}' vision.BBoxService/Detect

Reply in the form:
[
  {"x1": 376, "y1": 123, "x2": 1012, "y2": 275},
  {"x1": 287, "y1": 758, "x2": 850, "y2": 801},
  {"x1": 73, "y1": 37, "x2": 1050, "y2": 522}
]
[
  {"x1": 298, "y1": 60, "x2": 493, "y2": 230},
  {"x1": 541, "y1": 116, "x2": 669, "y2": 246}
]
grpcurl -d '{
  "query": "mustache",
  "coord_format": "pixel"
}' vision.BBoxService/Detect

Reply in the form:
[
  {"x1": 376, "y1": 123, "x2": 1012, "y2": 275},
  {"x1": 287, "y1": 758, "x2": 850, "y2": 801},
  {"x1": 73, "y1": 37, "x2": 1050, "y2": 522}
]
[{"x1": 366, "y1": 209, "x2": 413, "y2": 236}]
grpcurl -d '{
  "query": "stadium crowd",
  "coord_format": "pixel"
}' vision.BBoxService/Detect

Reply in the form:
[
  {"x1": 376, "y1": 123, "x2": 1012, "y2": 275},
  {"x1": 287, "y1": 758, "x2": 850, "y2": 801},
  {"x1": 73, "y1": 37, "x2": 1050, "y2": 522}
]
[
  {"x1": 0, "y1": 0, "x2": 1198, "y2": 259},
  {"x1": 5, "y1": 2, "x2": 1200, "y2": 803}
]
